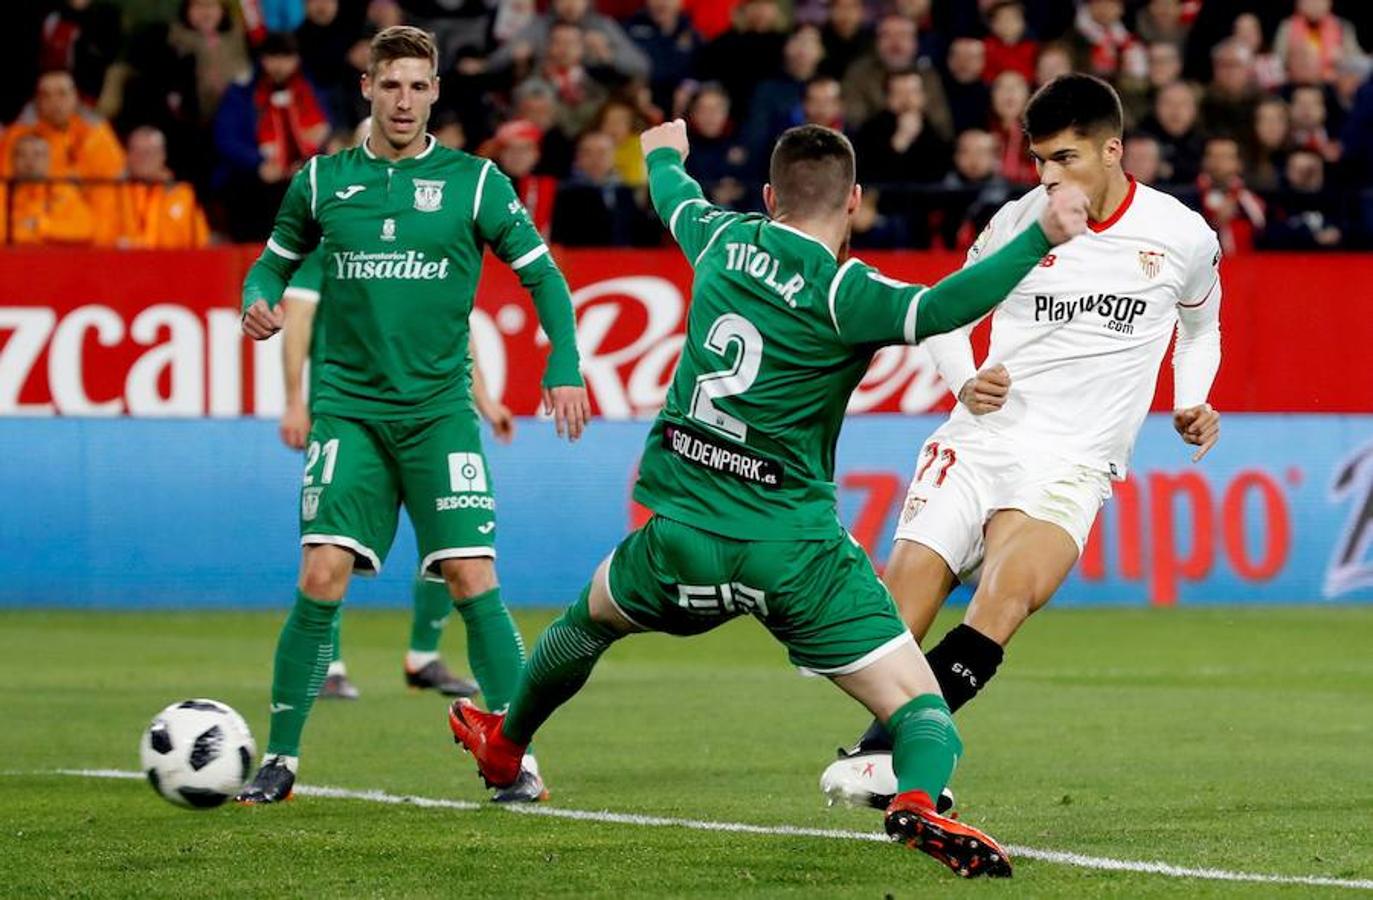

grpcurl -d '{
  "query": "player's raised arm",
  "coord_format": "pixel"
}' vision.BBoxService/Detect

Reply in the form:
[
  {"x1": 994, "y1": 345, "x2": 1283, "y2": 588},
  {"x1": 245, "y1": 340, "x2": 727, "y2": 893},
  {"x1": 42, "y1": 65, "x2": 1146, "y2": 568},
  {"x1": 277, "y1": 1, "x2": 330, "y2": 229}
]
[
  {"x1": 642, "y1": 119, "x2": 741, "y2": 263},
  {"x1": 1172, "y1": 229, "x2": 1223, "y2": 461},
  {"x1": 830, "y1": 186, "x2": 1089, "y2": 347},
  {"x1": 473, "y1": 161, "x2": 589, "y2": 440},
  {"x1": 242, "y1": 162, "x2": 322, "y2": 339}
]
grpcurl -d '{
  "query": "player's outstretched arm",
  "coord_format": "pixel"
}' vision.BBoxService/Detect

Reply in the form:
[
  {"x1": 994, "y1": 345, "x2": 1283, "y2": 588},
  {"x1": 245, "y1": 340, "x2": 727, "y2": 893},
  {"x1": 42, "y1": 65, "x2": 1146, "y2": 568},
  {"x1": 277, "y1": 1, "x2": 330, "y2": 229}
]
[
  {"x1": 643, "y1": 120, "x2": 744, "y2": 265},
  {"x1": 913, "y1": 185, "x2": 1089, "y2": 340},
  {"x1": 474, "y1": 161, "x2": 589, "y2": 440}
]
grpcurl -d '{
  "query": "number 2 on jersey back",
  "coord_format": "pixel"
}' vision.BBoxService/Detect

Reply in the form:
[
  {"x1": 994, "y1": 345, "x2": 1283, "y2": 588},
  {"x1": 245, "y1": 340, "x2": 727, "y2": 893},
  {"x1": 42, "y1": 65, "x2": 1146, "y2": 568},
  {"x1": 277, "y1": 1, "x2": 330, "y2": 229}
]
[{"x1": 689, "y1": 313, "x2": 763, "y2": 441}]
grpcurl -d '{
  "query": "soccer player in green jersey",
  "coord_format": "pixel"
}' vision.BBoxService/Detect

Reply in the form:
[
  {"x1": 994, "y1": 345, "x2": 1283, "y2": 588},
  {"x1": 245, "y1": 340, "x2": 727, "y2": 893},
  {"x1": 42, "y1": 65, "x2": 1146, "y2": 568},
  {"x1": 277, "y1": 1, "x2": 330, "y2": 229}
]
[
  {"x1": 449, "y1": 120, "x2": 1088, "y2": 878},
  {"x1": 282, "y1": 248, "x2": 517, "y2": 700},
  {"x1": 237, "y1": 26, "x2": 591, "y2": 805}
]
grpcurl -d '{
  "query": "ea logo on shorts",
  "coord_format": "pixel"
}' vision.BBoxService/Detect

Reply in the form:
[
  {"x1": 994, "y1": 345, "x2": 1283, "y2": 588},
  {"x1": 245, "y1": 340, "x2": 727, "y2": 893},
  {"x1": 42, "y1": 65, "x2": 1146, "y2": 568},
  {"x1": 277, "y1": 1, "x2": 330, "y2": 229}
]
[{"x1": 448, "y1": 452, "x2": 488, "y2": 493}]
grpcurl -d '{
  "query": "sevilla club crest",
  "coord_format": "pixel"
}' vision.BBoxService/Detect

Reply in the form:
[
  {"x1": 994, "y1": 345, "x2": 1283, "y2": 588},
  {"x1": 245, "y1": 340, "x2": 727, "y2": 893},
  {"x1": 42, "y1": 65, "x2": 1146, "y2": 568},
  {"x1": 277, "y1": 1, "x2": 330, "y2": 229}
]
[{"x1": 1138, "y1": 250, "x2": 1165, "y2": 279}]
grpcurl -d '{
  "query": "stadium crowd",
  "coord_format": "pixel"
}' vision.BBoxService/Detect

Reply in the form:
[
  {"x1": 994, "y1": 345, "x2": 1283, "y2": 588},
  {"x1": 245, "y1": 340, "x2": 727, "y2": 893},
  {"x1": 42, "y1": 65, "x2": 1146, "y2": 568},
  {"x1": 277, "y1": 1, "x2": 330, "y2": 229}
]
[{"x1": 3, "y1": 0, "x2": 1372, "y2": 251}]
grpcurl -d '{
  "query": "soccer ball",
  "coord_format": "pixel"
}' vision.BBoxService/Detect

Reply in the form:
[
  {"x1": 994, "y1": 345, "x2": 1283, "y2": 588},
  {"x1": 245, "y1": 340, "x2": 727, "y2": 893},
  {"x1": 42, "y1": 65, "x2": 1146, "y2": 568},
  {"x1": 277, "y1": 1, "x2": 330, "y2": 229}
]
[
  {"x1": 819, "y1": 750, "x2": 897, "y2": 810},
  {"x1": 139, "y1": 699, "x2": 256, "y2": 808}
]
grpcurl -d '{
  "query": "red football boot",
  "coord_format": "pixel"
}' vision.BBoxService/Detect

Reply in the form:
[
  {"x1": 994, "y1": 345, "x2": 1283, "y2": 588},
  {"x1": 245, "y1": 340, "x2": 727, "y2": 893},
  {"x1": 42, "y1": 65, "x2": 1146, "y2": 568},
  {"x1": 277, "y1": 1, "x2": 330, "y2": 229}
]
[
  {"x1": 884, "y1": 790, "x2": 1013, "y2": 878},
  {"x1": 447, "y1": 699, "x2": 525, "y2": 789}
]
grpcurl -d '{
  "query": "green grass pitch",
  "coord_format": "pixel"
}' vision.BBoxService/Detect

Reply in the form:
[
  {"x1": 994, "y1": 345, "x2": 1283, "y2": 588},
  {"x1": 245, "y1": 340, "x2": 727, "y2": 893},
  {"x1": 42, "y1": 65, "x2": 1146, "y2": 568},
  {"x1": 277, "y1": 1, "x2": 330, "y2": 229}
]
[{"x1": 2, "y1": 606, "x2": 1371, "y2": 897}]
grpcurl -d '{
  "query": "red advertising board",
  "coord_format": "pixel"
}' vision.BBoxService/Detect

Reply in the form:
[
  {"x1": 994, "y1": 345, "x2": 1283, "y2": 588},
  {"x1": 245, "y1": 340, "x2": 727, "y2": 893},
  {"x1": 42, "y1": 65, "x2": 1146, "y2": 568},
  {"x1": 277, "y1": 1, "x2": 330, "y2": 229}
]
[{"x1": 1, "y1": 246, "x2": 1369, "y2": 416}]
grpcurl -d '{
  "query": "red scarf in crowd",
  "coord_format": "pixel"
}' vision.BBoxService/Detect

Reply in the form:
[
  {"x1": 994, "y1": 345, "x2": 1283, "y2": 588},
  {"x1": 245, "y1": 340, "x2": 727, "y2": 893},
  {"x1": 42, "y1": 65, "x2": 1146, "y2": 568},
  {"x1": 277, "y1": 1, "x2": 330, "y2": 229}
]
[
  {"x1": 1288, "y1": 13, "x2": 1346, "y2": 82},
  {"x1": 254, "y1": 72, "x2": 326, "y2": 171},
  {"x1": 1197, "y1": 174, "x2": 1265, "y2": 255}
]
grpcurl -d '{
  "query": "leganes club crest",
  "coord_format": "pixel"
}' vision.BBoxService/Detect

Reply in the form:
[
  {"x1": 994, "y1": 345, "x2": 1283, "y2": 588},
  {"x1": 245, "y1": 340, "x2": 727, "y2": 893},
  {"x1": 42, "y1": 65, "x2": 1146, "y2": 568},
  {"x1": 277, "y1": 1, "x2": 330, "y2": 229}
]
[{"x1": 413, "y1": 178, "x2": 445, "y2": 212}]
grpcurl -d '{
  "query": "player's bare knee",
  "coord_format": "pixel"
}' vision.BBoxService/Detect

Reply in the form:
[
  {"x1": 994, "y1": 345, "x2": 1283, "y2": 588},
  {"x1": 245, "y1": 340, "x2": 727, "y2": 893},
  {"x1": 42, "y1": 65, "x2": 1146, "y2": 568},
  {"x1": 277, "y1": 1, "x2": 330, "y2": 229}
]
[
  {"x1": 298, "y1": 545, "x2": 354, "y2": 601},
  {"x1": 441, "y1": 557, "x2": 498, "y2": 601},
  {"x1": 586, "y1": 560, "x2": 637, "y2": 633}
]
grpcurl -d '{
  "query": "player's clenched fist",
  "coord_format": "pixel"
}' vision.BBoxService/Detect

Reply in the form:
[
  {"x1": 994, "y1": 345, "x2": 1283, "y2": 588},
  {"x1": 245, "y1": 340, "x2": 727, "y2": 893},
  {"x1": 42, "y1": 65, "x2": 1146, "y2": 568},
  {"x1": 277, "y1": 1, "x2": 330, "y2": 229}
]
[
  {"x1": 1039, "y1": 184, "x2": 1089, "y2": 245},
  {"x1": 1173, "y1": 402, "x2": 1221, "y2": 462},
  {"x1": 640, "y1": 118, "x2": 689, "y2": 161},
  {"x1": 958, "y1": 364, "x2": 1011, "y2": 415},
  {"x1": 242, "y1": 299, "x2": 286, "y2": 340}
]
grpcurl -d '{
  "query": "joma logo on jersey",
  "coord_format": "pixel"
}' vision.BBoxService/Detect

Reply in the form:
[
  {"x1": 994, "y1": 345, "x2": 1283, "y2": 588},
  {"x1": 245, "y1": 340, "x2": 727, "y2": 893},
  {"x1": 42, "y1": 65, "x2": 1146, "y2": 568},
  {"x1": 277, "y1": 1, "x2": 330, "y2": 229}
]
[
  {"x1": 332, "y1": 250, "x2": 450, "y2": 280},
  {"x1": 1034, "y1": 293, "x2": 1148, "y2": 334},
  {"x1": 722, "y1": 242, "x2": 806, "y2": 306}
]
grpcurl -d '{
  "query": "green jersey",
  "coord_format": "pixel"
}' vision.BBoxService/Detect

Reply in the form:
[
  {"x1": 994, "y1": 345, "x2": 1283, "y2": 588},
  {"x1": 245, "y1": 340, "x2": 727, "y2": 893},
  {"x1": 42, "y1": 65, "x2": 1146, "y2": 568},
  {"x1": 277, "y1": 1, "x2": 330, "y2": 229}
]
[
  {"x1": 243, "y1": 135, "x2": 581, "y2": 420},
  {"x1": 634, "y1": 148, "x2": 1053, "y2": 541}
]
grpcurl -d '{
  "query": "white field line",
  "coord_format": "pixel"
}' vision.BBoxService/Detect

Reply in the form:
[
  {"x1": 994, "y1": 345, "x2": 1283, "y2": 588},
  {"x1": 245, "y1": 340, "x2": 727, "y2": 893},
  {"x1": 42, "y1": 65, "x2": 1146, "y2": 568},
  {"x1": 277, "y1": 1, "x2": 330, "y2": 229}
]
[{"x1": 25, "y1": 769, "x2": 1373, "y2": 892}]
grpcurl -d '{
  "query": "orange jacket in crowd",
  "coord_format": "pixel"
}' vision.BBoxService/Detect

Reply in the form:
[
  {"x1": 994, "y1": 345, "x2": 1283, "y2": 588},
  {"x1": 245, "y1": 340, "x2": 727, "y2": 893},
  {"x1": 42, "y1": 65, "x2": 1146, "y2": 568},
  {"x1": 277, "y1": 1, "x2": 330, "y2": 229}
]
[
  {"x1": 109, "y1": 181, "x2": 210, "y2": 249},
  {"x1": 0, "y1": 112, "x2": 126, "y2": 244},
  {"x1": 0, "y1": 182, "x2": 95, "y2": 245}
]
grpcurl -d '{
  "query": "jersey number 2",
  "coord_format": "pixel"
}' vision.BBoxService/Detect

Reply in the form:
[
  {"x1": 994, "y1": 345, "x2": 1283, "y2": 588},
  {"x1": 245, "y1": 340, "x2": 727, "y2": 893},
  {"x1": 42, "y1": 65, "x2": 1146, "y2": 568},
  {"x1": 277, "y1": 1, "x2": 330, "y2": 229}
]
[{"x1": 690, "y1": 313, "x2": 763, "y2": 441}]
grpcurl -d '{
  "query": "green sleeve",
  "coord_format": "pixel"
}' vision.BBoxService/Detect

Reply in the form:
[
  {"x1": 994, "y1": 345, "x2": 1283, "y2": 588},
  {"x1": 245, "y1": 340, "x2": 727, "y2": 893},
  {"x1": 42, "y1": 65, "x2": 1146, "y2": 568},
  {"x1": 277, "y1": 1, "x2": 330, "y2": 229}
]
[
  {"x1": 285, "y1": 248, "x2": 325, "y2": 299},
  {"x1": 242, "y1": 166, "x2": 320, "y2": 313},
  {"x1": 828, "y1": 221, "x2": 1052, "y2": 346},
  {"x1": 475, "y1": 161, "x2": 582, "y2": 387},
  {"x1": 646, "y1": 147, "x2": 739, "y2": 265}
]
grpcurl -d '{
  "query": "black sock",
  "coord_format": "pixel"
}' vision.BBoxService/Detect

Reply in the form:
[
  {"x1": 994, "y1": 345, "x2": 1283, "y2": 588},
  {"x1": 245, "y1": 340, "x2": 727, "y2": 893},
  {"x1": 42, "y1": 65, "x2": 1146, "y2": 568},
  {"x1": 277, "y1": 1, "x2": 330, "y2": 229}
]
[{"x1": 924, "y1": 624, "x2": 1004, "y2": 713}]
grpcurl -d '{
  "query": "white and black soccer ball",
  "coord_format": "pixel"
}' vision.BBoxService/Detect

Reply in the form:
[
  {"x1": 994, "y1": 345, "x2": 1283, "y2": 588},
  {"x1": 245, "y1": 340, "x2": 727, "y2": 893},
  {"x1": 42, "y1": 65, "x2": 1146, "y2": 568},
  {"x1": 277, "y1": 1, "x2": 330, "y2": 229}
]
[{"x1": 139, "y1": 699, "x2": 256, "y2": 809}]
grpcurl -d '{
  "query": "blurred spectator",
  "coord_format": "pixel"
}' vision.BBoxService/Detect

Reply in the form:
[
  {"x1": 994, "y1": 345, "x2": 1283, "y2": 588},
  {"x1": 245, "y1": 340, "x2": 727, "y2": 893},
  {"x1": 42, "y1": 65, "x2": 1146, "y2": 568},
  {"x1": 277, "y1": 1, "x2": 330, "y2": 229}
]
[
  {"x1": 819, "y1": 0, "x2": 872, "y2": 81},
  {"x1": 482, "y1": 0, "x2": 650, "y2": 84},
  {"x1": 1334, "y1": 55, "x2": 1372, "y2": 118},
  {"x1": 843, "y1": 14, "x2": 951, "y2": 139},
  {"x1": 432, "y1": 110, "x2": 466, "y2": 150},
  {"x1": 944, "y1": 37, "x2": 991, "y2": 135},
  {"x1": 1202, "y1": 39, "x2": 1260, "y2": 140},
  {"x1": 1033, "y1": 42, "x2": 1073, "y2": 87},
  {"x1": 741, "y1": 24, "x2": 825, "y2": 176},
  {"x1": 696, "y1": 0, "x2": 788, "y2": 121},
  {"x1": 848, "y1": 188, "x2": 910, "y2": 249},
  {"x1": 551, "y1": 130, "x2": 654, "y2": 246},
  {"x1": 1072, "y1": 0, "x2": 1146, "y2": 82},
  {"x1": 625, "y1": 0, "x2": 704, "y2": 114},
  {"x1": 1, "y1": 133, "x2": 95, "y2": 245},
  {"x1": 1139, "y1": 80, "x2": 1203, "y2": 183},
  {"x1": 535, "y1": 22, "x2": 612, "y2": 138},
  {"x1": 1133, "y1": 0, "x2": 1193, "y2": 49},
  {"x1": 40, "y1": 0, "x2": 124, "y2": 106},
  {"x1": 1260, "y1": 148, "x2": 1345, "y2": 249},
  {"x1": 1, "y1": 70, "x2": 127, "y2": 181},
  {"x1": 252, "y1": 0, "x2": 307, "y2": 34},
  {"x1": 1288, "y1": 84, "x2": 1339, "y2": 163},
  {"x1": 512, "y1": 78, "x2": 575, "y2": 177},
  {"x1": 1247, "y1": 96, "x2": 1290, "y2": 190},
  {"x1": 937, "y1": 128, "x2": 1013, "y2": 250},
  {"x1": 1197, "y1": 135, "x2": 1264, "y2": 255},
  {"x1": 367, "y1": 0, "x2": 405, "y2": 30},
  {"x1": 1122, "y1": 132, "x2": 1162, "y2": 183},
  {"x1": 989, "y1": 70, "x2": 1037, "y2": 186},
  {"x1": 593, "y1": 97, "x2": 649, "y2": 187},
  {"x1": 681, "y1": 0, "x2": 742, "y2": 41},
  {"x1": 983, "y1": 1, "x2": 1038, "y2": 85},
  {"x1": 1230, "y1": 13, "x2": 1284, "y2": 92},
  {"x1": 1120, "y1": 41, "x2": 1181, "y2": 126},
  {"x1": 110, "y1": 126, "x2": 210, "y2": 248},
  {"x1": 486, "y1": 119, "x2": 556, "y2": 238},
  {"x1": 296, "y1": 0, "x2": 355, "y2": 128},
  {"x1": 853, "y1": 70, "x2": 949, "y2": 186},
  {"x1": 1273, "y1": 0, "x2": 1365, "y2": 86},
  {"x1": 168, "y1": 0, "x2": 253, "y2": 125},
  {"x1": 801, "y1": 75, "x2": 844, "y2": 130},
  {"x1": 401, "y1": 0, "x2": 497, "y2": 72},
  {"x1": 684, "y1": 82, "x2": 749, "y2": 208},
  {"x1": 212, "y1": 32, "x2": 329, "y2": 240}
]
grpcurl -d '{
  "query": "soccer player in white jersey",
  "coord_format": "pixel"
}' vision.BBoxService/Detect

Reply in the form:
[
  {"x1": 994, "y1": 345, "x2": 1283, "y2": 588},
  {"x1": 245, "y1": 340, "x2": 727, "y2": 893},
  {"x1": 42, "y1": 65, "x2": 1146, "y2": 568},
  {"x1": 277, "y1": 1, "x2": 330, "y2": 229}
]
[{"x1": 827, "y1": 74, "x2": 1223, "y2": 795}]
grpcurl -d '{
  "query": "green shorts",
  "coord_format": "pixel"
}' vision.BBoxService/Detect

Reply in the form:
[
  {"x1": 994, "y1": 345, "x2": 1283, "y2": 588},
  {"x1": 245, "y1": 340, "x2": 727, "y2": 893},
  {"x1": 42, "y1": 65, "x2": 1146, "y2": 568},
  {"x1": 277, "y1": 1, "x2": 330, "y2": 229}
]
[
  {"x1": 606, "y1": 516, "x2": 911, "y2": 674},
  {"x1": 299, "y1": 412, "x2": 496, "y2": 580}
]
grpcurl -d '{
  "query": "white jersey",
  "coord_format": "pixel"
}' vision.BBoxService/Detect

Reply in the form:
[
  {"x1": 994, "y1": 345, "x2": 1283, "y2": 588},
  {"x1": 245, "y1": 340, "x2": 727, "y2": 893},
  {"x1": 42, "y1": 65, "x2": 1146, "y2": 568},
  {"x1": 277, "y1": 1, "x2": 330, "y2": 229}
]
[{"x1": 925, "y1": 179, "x2": 1222, "y2": 479}]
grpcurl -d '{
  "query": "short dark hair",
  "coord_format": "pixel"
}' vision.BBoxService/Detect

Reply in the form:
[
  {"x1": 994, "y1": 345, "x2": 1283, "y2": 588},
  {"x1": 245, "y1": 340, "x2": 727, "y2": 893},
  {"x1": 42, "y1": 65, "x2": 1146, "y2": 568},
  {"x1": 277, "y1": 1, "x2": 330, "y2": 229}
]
[
  {"x1": 369, "y1": 25, "x2": 438, "y2": 75},
  {"x1": 258, "y1": 31, "x2": 299, "y2": 58},
  {"x1": 768, "y1": 125, "x2": 854, "y2": 218},
  {"x1": 1023, "y1": 73, "x2": 1123, "y2": 141}
]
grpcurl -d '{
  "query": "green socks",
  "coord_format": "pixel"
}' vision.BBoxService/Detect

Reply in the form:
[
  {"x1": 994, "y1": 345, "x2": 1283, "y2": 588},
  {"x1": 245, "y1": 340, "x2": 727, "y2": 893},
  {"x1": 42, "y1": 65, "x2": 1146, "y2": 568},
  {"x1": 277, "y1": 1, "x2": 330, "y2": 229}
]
[
  {"x1": 503, "y1": 587, "x2": 620, "y2": 745},
  {"x1": 266, "y1": 590, "x2": 341, "y2": 757},
  {"x1": 455, "y1": 587, "x2": 527, "y2": 715},
  {"x1": 889, "y1": 694, "x2": 963, "y2": 801},
  {"x1": 410, "y1": 578, "x2": 453, "y2": 653},
  {"x1": 329, "y1": 614, "x2": 341, "y2": 666}
]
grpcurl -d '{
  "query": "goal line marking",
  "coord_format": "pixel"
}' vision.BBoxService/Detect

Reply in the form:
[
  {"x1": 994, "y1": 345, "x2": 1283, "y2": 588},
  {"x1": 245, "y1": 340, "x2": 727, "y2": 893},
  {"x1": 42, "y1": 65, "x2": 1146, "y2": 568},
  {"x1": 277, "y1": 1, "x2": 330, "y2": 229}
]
[{"x1": 28, "y1": 769, "x2": 1373, "y2": 892}]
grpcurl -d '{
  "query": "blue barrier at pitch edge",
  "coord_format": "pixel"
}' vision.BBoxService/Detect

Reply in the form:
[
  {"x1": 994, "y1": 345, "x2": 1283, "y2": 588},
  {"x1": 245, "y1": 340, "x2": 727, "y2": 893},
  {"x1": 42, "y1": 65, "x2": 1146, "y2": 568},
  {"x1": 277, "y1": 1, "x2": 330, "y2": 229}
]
[{"x1": 3, "y1": 414, "x2": 1372, "y2": 607}]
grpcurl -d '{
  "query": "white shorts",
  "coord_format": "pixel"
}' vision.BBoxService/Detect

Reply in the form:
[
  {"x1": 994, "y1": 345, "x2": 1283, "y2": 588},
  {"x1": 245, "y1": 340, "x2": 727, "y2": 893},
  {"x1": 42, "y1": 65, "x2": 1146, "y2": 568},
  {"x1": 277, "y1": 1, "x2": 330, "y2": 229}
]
[{"x1": 892, "y1": 421, "x2": 1112, "y2": 580}]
